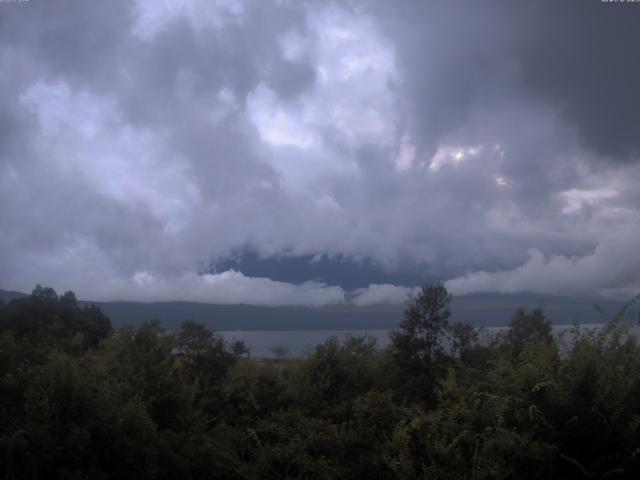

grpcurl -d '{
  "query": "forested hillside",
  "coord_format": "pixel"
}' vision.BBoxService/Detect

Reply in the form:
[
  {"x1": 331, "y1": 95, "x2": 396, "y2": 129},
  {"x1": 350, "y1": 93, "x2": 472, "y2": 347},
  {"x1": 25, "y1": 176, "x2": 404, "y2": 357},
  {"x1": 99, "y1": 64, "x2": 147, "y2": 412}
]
[{"x1": 1, "y1": 285, "x2": 639, "y2": 479}]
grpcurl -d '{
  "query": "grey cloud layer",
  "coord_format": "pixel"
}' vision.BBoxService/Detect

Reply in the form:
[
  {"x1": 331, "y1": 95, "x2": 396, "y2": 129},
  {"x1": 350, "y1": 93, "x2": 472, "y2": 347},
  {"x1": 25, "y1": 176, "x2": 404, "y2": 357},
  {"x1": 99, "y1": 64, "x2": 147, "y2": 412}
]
[{"x1": 1, "y1": 0, "x2": 639, "y2": 304}]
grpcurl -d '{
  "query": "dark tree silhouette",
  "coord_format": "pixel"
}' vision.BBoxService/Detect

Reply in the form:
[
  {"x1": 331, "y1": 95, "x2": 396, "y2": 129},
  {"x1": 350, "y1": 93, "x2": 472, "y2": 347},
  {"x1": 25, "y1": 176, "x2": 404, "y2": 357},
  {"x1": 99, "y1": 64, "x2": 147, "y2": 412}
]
[{"x1": 390, "y1": 282, "x2": 452, "y2": 404}]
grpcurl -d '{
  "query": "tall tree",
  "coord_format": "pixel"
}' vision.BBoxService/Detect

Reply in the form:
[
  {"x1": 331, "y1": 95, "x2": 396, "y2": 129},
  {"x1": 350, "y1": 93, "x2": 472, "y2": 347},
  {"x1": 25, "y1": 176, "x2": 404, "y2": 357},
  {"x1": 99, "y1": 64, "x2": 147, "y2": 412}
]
[{"x1": 389, "y1": 283, "x2": 452, "y2": 404}]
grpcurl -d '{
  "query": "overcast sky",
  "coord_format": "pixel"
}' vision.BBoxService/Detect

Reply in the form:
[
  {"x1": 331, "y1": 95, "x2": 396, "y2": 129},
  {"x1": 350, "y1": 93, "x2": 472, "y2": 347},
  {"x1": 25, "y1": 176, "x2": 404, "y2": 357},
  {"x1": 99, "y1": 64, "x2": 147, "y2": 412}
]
[{"x1": 1, "y1": 0, "x2": 640, "y2": 305}]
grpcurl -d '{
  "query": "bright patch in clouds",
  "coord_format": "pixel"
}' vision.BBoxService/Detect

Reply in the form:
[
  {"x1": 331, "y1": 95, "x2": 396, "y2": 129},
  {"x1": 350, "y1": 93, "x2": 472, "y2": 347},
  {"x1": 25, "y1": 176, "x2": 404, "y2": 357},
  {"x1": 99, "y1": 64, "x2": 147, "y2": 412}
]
[
  {"x1": 495, "y1": 175, "x2": 508, "y2": 186},
  {"x1": 429, "y1": 145, "x2": 483, "y2": 171},
  {"x1": 248, "y1": 85, "x2": 321, "y2": 149}
]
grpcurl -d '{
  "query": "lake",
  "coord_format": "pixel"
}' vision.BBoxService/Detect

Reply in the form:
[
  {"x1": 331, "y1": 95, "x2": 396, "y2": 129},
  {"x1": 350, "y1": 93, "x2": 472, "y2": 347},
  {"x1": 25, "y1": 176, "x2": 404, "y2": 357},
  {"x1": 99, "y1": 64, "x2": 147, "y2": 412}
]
[{"x1": 220, "y1": 323, "x2": 640, "y2": 358}]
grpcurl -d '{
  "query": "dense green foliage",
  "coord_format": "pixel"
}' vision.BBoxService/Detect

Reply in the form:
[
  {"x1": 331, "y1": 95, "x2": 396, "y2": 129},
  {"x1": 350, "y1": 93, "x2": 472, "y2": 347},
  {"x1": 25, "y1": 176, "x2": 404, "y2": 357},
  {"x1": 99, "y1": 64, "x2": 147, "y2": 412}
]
[{"x1": 1, "y1": 285, "x2": 639, "y2": 479}]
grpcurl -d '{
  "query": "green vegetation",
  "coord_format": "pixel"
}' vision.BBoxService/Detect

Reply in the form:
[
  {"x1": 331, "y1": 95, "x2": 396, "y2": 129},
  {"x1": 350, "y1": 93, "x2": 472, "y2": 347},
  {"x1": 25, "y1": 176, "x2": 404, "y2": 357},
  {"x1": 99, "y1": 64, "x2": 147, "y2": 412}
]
[{"x1": 1, "y1": 285, "x2": 639, "y2": 479}]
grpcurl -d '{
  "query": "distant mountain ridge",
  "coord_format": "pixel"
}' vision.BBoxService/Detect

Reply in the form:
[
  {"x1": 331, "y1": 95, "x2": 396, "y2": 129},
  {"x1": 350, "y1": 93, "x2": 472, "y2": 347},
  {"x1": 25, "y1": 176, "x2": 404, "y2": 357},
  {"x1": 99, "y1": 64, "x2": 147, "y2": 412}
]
[
  {"x1": 0, "y1": 289, "x2": 29, "y2": 302},
  {"x1": 1, "y1": 288, "x2": 631, "y2": 331}
]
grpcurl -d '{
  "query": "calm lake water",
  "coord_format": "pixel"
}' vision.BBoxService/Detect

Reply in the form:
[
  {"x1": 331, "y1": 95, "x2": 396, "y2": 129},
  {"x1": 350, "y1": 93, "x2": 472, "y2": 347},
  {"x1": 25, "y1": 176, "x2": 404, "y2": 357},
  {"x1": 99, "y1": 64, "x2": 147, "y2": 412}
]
[{"x1": 220, "y1": 324, "x2": 640, "y2": 358}]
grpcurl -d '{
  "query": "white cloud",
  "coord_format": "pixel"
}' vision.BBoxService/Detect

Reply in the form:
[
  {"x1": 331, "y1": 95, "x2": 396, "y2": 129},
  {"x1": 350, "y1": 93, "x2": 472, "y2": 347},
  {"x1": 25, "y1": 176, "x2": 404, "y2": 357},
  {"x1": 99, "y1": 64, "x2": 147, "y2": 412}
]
[
  {"x1": 309, "y1": 7, "x2": 397, "y2": 147},
  {"x1": 561, "y1": 187, "x2": 619, "y2": 214},
  {"x1": 246, "y1": 3, "x2": 398, "y2": 192},
  {"x1": 133, "y1": 0, "x2": 244, "y2": 40},
  {"x1": 395, "y1": 134, "x2": 417, "y2": 171},
  {"x1": 445, "y1": 226, "x2": 640, "y2": 298},
  {"x1": 105, "y1": 270, "x2": 347, "y2": 306},
  {"x1": 351, "y1": 284, "x2": 419, "y2": 306},
  {"x1": 247, "y1": 84, "x2": 321, "y2": 150},
  {"x1": 20, "y1": 81, "x2": 197, "y2": 233}
]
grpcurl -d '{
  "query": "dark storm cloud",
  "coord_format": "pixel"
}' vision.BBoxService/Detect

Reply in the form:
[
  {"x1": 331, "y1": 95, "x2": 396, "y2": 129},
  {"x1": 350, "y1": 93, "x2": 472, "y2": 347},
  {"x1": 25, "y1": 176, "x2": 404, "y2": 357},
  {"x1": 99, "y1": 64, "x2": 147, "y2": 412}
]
[
  {"x1": 1, "y1": 0, "x2": 639, "y2": 304},
  {"x1": 376, "y1": 1, "x2": 516, "y2": 150},
  {"x1": 0, "y1": 0, "x2": 133, "y2": 91},
  {"x1": 516, "y1": 0, "x2": 640, "y2": 161},
  {"x1": 369, "y1": 0, "x2": 640, "y2": 161}
]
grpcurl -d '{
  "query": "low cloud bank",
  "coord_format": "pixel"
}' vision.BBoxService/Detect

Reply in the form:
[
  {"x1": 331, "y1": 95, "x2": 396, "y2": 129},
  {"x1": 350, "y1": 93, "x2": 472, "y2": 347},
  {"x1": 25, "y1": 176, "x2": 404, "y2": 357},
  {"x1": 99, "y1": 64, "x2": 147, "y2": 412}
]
[
  {"x1": 446, "y1": 227, "x2": 640, "y2": 299},
  {"x1": 7, "y1": 270, "x2": 426, "y2": 308},
  {"x1": 350, "y1": 283, "x2": 420, "y2": 306},
  {"x1": 84, "y1": 270, "x2": 347, "y2": 307},
  {"x1": 95, "y1": 277, "x2": 424, "y2": 308}
]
